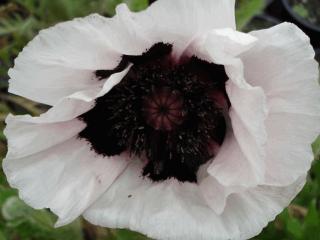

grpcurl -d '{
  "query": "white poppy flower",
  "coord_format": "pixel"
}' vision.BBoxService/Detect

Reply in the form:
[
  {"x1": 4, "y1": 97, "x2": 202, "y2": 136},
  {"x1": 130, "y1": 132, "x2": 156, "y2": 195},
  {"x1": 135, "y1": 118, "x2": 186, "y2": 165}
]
[{"x1": 3, "y1": 0, "x2": 320, "y2": 239}]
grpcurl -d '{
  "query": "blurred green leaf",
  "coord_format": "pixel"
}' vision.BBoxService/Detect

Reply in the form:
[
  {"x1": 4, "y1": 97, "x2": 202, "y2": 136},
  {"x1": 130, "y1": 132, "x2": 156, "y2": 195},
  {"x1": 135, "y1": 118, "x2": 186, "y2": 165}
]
[
  {"x1": 0, "y1": 187, "x2": 16, "y2": 206},
  {"x1": 1, "y1": 196, "x2": 84, "y2": 240},
  {"x1": 53, "y1": 219, "x2": 84, "y2": 240},
  {"x1": 0, "y1": 102, "x2": 9, "y2": 114},
  {"x1": 2, "y1": 197, "x2": 53, "y2": 230},
  {"x1": 0, "y1": 95, "x2": 41, "y2": 116},
  {"x1": 236, "y1": 0, "x2": 265, "y2": 30},
  {"x1": 0, "y1": 102, "x2": 9, "y2": 130},
  {"x1": 12, "y1": 0, "x2": 38, "y2": 15},
  {"x1": 305, "y1": 203, "x2": 318, "y2": 224},
  {"x1": 286, "y1": 217, "x2": 303, "y2": 239},
  {"x1": 111, "y1": 229, "x2": 150, "y2": 240},
  {"x1": 2, "y1": 196, "x2": 34, "y2": 221},
  {"x1": 0, "y1": 133, "x2": 5, "y2": 143},
  {"x1": 125, "y1": 0, "x2": 149, "y2": 12},
  {"x1": 0, "y1": 15, "x2": 36, "y2": 37},
  {"x1": 312, "y1": 135, "x2": 320, "y2": 160},
  {"x1": 0, "y1": 43, "x2": 13, "y2": 68},
  {"x1": 0, "y1": 230, "x2": 6, "y2": 240},
  {"x1": 302, "y1": 200, "x2": 320, "y2": 239},
  {"x1": 105, "y1": 0, "x2": 149, "y2": 15},
  {"x1": 293, "y1": 4, "x2": 309, "y2": 19}
]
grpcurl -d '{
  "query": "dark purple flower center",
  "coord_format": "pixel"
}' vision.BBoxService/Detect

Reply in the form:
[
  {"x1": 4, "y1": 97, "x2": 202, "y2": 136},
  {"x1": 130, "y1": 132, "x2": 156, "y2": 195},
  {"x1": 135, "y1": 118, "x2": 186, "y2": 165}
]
[
  {"x1": 79, "y1": 43, "x2": 229, "y2": 183},
  {"x1": 142, "y1": 87, "x2": 185, "y2": 131}
]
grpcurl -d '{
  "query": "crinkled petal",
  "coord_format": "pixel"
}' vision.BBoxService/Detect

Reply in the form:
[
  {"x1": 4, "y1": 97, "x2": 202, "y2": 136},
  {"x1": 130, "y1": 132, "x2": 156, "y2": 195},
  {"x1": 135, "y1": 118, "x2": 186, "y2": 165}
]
[
  {"x1": 264, "y1": 113, "x2": 319, "y2": 185},
  {"x1": 192, "y1": 28, "x2": 267, "y2": 188},
  {"x1": 84, "y1": 160, "x2": 306, "y2": 240},
  {"x1": 3, "y1": 135, "x2": 129, "y2": 226},
  {"x1": 8, "y1": 11, "x2": 148, "y2": 106},
  {"x1": 221, "y1": 85, "x2": 267, "y2": 185},
  {"x1": 241, "y1": 23, "x2": 320, "y2": 186},
  {"x1": 102, "y1": 4, "x2": 155, "y2": 55},
  {"x1": 9, "y1": 66, "x2": 97, "y2": 106},
  {"x1": 191, "y1": 28, "x2": 257, "y2": 64},
  {"x1": 206, "y1": 129, "x2": 261, "y2": 184},
  {"x1": 4, "y1": 115, "x2": 85, "y2": 159},
  {"x1": 199, "y1": 175, "x2": 244, "y2": 215},
  {"x1": 242, "y1": 23, "x2": 320, "y2": 116},
  {"x1": 3, "y1": 68, "x2": 131, "y2": 225},
  {"x1": 135, "y1": 0, "x2": 236, "y2": 57},
  {"x1": 9, "y1": 1, "x2": 235, "y2": 105},
  {"x1": 14, "y1": 66, "x2": 131, "y2": 124}
]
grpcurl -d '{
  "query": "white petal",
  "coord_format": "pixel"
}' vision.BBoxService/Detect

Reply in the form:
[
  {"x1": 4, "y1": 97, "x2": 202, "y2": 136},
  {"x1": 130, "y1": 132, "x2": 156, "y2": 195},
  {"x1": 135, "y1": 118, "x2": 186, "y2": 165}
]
[
  {"x1": 207, "y1": 131, "x2": 262, "y2": 188},
  {"x1": 135, "y1": 0, "x2": 236, "y2": 57},
  {"x1": 4, "y1": 66, "x2": 131, "y2": 225},
  {"x1": 199, "y1": 175, "x2": 244, "y2": 215},
  {"x1": 9, "y1": 11, "x2": 148, "y2": 105},
  {"x1": 201, "y1": 129, "x2": 262, "y2": 215},
  {"x1": 224, "y1": 175, "x2": 306, "y2": 240},
  {"x1": 223, "y1": 85, "x2": 267, "y2": 184},
  {"x1": 3, "y1": 136, "x2": 129, "y2": 226},
  {"x1": 10, "y1": 0, "x2": 235, "y2": 105},
  {"x1": 105, "y1": 4, "x2": 155, "y2": 55},
  {"x1": 191, "y1": 28, "x2": 257, "y2": 64},
  {"x1": 9, "y1": 65, "x2": 97, "y2": 106},
  {"x1": 242, "y1": 23, "x2": 320, "y2": 117},
  {"x1": 193, "y1": 28, "x2": 267, "y2": 187},
  {"x1": 242, "y1": 23, "x2": 320, "y2": 116},
  {"x1": 84, "y1": 160, "x2": 306, "y2": 240},
  {"x1": 13, "y1": 66, "x2": 131, "y2": 125},
  {"x1": 264, "y1": 113, "x2": 319, "y2": 185},
  {"x1": 4, "y1": 115, "x2": 85, "y2": 159},
  {"x1": 241, "y1": 23, "x2": 320, "y2": 185}
]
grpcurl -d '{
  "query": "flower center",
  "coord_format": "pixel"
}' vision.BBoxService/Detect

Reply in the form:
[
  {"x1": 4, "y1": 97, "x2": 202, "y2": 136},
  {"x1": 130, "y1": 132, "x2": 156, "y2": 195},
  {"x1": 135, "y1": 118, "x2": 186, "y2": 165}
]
[
  {"x1": 79, "y1": 43, "x2": 229, "y2": 183},
  {"x1": 143, "y1": 88, "x2": 185, "y2": 131}
]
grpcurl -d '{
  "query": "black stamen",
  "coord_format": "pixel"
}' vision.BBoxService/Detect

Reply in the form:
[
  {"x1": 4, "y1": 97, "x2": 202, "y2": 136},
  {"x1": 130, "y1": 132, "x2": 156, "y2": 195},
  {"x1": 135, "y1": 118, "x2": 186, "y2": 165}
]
[
  {"x1": 95, "y1": 58, "x2": 129, "y2": 80},
  {"x1": 95, "y1": 43, "x2": 172, "y2": 80},
  {"x1": 79, "y1": 43, "x2": 229, "y2": 183}
]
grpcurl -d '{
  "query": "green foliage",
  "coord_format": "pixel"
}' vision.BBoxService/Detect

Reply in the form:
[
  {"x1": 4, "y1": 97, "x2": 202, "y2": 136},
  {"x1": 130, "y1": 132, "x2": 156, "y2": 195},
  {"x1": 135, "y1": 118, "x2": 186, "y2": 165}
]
[
  {"x1": 312, "y1": 136, "x2": 320, "y2": 160},
  {"x1": 0, "y1": 196, "x2": 84, "y2": 240},
  {"x1": 109, "y1": 229, "x2": 150, "y2": 240},
  {"x1": 0, "y1": 231, "x2": 5, "y2": 240},
  {"x1": 235, "y1": 0, "x2": 266, "y2": 30},
  {"x1": 0, "y1": 1, "x2": 319, "y2": 240},
  {"x1": 104, "y1": 0, "x2": 149, "y2": 15},
  {"x1": 293, "y1": 4, "x2": 309, "y2": 19}
]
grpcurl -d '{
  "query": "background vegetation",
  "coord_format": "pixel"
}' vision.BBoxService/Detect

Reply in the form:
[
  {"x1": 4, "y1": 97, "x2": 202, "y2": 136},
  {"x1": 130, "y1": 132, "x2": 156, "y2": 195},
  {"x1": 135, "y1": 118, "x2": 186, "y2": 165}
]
[{"x1": 0, "y1": 0, "x2": 319, "y2": 239}]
